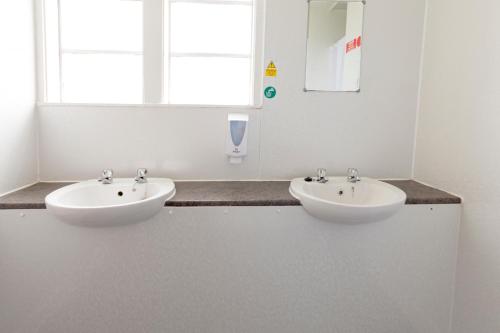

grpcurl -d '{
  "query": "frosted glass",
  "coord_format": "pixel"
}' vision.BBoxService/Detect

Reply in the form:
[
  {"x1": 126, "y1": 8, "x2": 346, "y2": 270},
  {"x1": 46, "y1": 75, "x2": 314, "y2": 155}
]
[
  {"x1": 169, "y1": 57, "x2": 251, "y2": 105},
  {"x1": 60, "y1": 0, "x2": 142, "y2": 52},
  {"x1": 44, "y1": 0, "x2": 61, "y2": 102},
  {"x1": 61, "y1": 54, "x2": 143, "y2": 103},
  {"x1": 170, "y1": 3, "x2": 253, "y2": 55}
]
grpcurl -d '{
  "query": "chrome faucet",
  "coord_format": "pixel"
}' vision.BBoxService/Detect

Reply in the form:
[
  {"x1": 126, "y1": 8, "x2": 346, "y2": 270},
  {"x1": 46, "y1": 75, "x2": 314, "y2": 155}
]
[
  {"x1": 98, "y1": 169, "x2": 113, "y2": 184},
  {"x1": 347, "y1": 168, "x2": 360, "y2": 183},
  {"x1": 316, "y1": 168, "x2": 328, "y2": 183},
  {"x1": 134, "y1": 168, "x2": 148, "y2": 184}
]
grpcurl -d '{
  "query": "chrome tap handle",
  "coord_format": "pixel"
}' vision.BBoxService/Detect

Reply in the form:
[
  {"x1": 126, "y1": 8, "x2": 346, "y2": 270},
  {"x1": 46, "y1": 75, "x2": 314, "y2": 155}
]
[
  {"x1": 347, "y1": 168, "x2": 360, "y2": 183},
  {"x1": 135, "y1": 168, "x2": 148, "y2": 183},
  {"x1": 98, "y1": 169, "x2": 113, "y2": 184},
  {"x1": 316, "y1": 168, "x2": 328, "y2": 183}
]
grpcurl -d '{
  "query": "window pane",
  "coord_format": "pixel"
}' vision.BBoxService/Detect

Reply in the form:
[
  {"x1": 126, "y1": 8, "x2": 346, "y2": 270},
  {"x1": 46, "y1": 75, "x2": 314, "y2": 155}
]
[
  {"x1": 60, "y1": 0, "x2": 142, "y2": 52},
  {"x1": 61, "y1": 54, "x2": 143, "y2": 103},
  {"x1": 170, "y1": 3, "x2": 253, "y2": 55},
  {"x1": 169, "y1": 57, "x2": 251, "y2": 105},
  {"x1": 44, "y1": 0, "x2": 61, "y2": 102}
]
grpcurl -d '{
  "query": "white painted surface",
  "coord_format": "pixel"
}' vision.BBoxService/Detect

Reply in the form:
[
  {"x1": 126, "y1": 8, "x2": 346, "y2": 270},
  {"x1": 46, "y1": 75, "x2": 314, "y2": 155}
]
[
  {"x1": 38, "y1": 0, "x2": 426, "y2": 181},
  {"x1": 0, "y1": 205, "x2": 460, "y2": 333},
  {"x1": 414, "y1": 0, "x2": 500, "y2": 332},
  {"x1": 0, "y1": 0, "x2": 38, "y2": 195}
]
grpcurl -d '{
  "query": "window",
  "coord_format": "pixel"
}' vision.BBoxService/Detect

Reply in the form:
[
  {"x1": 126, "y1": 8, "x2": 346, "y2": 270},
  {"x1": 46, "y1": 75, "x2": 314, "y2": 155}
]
[{"x1": 41, "y1": 0, "x2": 263, "y2": 106}]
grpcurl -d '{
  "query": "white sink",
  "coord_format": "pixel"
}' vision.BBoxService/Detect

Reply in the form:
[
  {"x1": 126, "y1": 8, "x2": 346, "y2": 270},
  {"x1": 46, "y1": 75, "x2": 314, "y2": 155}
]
[
  {"x1": 46, "y1": 178, "x2": 176, "y2": 227},
  {"x1": 290, "y1": 177, "x2": 406, "y2": 224}
]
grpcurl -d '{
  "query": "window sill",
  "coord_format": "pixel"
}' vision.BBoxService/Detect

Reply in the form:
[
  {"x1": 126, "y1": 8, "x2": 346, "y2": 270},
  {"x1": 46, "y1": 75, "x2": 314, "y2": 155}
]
[{"x1": 37, "y1": 102, "x2": 264, "y2": 110}]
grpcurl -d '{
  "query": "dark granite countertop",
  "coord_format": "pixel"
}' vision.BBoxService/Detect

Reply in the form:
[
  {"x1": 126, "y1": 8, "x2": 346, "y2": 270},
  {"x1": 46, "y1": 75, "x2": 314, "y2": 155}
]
[
  {"x1": 0, "y1": 180, "x2": 461, "y2": 210},
  {"x1": 382, "y1": 180, "x2": 461, "y2": 205}
]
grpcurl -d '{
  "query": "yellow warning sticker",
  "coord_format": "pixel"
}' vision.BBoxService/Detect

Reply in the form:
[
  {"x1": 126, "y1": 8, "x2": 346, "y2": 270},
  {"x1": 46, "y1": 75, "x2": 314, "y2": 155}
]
[{"x1": 265, "y1": 61, "x2": 277, "y2": 77}]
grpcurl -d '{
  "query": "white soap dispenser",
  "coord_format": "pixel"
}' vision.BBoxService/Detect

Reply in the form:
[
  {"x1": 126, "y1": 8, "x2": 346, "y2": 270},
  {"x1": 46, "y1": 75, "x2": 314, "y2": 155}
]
[{"x1": 226, "y1": 113, "x2": 249, "y2": 164}]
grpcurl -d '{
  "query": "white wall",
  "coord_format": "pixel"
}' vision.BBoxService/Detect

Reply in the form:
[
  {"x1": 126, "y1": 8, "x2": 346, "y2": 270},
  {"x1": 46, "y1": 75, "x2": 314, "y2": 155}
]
[
  {"x1": 38, "y1": 0, "x2": 426, "y2": 181},
  {"x1": 0, "y1": 0, "x2": 38, "y2": 195},
  {"x1": 413, "y1": 0, "x2": 500, "y2": 332},
  {"x1": 0, "y1": 205, "x2": 460, "y2": 333}
]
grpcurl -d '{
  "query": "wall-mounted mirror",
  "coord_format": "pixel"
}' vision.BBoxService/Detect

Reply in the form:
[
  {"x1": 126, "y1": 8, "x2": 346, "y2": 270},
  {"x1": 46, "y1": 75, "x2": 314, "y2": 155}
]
[{"x1": 305, "y1": 0, "x2": 365, "y2": 92}]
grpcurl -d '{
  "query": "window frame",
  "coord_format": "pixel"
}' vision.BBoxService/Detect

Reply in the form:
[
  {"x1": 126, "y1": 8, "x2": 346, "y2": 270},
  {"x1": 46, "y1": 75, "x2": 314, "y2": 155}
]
[{"x1": 35, "y1": 0, "x2": 265, "y2": 108}]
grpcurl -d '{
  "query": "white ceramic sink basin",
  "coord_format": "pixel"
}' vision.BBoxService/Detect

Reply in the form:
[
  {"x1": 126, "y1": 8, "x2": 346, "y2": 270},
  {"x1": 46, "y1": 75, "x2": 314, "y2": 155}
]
[
  {"x1": 290, "y1": 177, "x2": 406, "y2": 224},
  {"x1": 46, "y1": 178, "x2": 176, "y2": 227}
]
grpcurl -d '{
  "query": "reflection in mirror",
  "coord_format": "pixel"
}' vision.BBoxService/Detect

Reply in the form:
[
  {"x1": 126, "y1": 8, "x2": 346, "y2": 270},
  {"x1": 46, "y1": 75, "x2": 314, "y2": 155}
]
[{"x1": 305, "y1": 0, "x2": 365, "y2": 92}]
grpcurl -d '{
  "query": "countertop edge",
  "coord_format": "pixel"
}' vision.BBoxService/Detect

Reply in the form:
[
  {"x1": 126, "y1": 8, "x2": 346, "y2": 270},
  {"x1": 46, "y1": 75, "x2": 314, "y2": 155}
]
[{"x1": 0, "y1": 180, "x2": 462, "y2": 210}]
